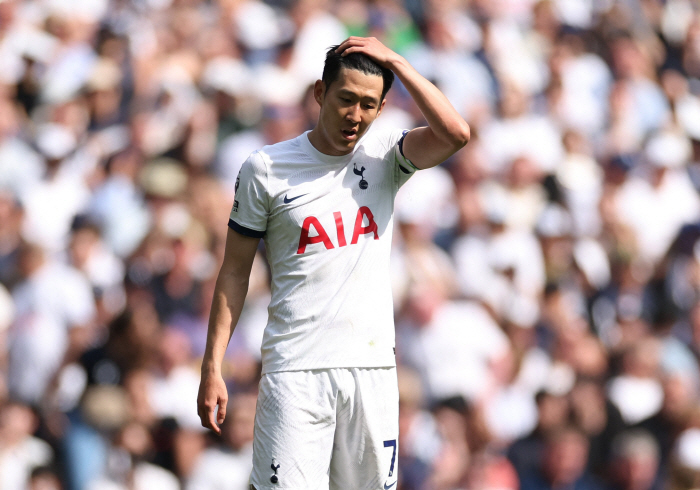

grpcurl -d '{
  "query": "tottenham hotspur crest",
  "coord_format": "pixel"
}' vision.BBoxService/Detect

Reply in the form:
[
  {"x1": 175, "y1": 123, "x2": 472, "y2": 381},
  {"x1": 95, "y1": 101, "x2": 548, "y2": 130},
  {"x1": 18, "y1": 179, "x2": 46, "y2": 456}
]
[
  {"x1": 233, "y1": 172, "x2": 241, "y2": 212},
  {"x1": 354, "y1": 163, "x2": 368, "y2": 189},
  {"x1": 270, "y1": 458, "x2": 280, "y2": 484}
]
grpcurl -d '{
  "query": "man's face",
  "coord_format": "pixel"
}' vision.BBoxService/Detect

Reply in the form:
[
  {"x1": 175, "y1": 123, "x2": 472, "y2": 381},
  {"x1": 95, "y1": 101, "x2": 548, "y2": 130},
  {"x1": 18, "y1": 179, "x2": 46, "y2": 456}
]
[{"x1": 313, "y1": 67, "x2": 385, "y2": 156}]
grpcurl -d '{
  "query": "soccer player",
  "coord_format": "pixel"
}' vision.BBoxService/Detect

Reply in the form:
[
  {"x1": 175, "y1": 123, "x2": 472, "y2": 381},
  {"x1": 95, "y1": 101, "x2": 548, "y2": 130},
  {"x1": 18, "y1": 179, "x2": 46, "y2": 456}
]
[{"x1": 197, "y1": 36, "x2": 470, "y2": 489}]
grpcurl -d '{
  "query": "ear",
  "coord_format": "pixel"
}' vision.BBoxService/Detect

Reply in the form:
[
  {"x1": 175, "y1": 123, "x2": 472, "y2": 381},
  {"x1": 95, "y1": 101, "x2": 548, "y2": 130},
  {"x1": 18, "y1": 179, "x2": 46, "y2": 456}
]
[
  {"x1": 313, "y1": 80, "x2": 325, "y2": 106},
  {"x1": 377, "y1": 98, "x2": 387, "y2": 116}
]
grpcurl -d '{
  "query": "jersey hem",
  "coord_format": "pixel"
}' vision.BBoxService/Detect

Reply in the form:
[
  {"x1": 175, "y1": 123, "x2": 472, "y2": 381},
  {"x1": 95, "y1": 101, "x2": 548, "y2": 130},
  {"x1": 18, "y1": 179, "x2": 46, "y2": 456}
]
[{"x1": 260, "y1": 358, "x2": 397, "y2": 375}]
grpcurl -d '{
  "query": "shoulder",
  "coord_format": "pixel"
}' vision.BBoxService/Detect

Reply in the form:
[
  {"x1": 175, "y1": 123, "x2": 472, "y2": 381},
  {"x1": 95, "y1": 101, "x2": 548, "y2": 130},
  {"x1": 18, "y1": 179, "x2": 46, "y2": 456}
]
[
  {"x1": 241, "y1": 149, "x2": 268, "y2": 171},
  {"x1": 363, "y1": 126, "x2": 407, "y2": 147},
  {"x1": 258, "y1": 135, "x2": 304, "y2": 163},
  {"x1": 357, "y1": 127, "x2": 410, "y2": 160}
]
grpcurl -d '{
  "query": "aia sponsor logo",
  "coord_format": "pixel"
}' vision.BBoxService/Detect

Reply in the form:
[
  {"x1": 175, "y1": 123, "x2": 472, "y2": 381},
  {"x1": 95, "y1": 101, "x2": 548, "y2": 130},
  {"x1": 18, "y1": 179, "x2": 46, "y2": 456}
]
[{"x1": 297, "y1": 206, "x2": 378, "y2": 254}]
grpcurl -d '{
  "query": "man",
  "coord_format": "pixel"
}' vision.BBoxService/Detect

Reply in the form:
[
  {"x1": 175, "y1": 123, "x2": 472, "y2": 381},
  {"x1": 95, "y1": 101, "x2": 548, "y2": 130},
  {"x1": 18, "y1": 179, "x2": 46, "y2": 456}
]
[
  {"x1": 519, "y1": 425, "x2": 603, "y2": 490},
  {"x1": 197, "y1": 36, "x2": 470, "y2": 489}
]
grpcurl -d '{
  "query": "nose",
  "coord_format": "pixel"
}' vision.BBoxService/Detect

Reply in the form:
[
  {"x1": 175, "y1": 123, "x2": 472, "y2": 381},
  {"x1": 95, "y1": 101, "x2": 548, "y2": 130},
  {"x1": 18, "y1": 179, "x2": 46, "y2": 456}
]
[{"x1": 346, "y1": 103, "x2": 361, "y2": 123}]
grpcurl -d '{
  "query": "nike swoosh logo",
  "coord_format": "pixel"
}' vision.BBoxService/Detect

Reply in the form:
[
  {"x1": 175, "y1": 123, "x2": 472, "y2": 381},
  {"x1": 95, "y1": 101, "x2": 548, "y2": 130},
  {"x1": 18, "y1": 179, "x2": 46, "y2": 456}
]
[
  {"x1": 384, "y1": 481, "x2": 397, "y2": 490},
  {"x1": 284, "y1": 193, "x2": 307, "y2": 204}
]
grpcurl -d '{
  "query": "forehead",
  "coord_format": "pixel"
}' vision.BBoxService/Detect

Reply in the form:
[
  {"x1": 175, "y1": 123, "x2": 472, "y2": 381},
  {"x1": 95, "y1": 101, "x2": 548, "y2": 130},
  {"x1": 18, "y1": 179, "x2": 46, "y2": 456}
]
[{"x1": 329, "y1": 67, "x2": 383, "y2": 100}]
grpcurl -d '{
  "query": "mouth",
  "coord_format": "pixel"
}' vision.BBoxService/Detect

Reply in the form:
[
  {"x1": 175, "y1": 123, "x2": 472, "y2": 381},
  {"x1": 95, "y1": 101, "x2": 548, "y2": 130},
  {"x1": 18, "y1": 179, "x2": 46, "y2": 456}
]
[{"x1": 341, "y1": 128, "x2": 358, "y2": 141}]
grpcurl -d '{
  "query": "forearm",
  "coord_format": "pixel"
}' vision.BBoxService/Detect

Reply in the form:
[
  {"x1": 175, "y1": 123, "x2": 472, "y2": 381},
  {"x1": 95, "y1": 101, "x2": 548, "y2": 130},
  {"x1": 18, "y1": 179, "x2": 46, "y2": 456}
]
[{"x1": 201, "y1": 270, "x2": 249, "y2": 375}]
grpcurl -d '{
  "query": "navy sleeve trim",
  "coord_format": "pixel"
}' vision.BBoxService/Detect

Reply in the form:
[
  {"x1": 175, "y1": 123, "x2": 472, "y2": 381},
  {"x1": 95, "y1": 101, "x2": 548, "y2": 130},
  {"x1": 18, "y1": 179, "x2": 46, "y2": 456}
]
[
  {"x1": 398, "y1": 129, "x2": 410, "y2": 158},
  {"x1": 228, "y1": 219, "x2": 265, "y2": 238},
  {"x1": 397, "y1": 130, "x2": 420, "y2": 171}
]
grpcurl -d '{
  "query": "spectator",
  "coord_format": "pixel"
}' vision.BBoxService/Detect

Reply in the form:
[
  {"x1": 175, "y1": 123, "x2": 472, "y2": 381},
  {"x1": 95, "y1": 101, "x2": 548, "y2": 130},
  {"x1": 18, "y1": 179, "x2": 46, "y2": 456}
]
[
  {"x1": 0, "y1": 402, "x2": 54, "y2": 490},
  {"x1": 28, "y1": 466, "x2": 63, "y2": 490},
  {"x1": 9, "y1": 241, "x2": 96, "y2": 406},
  {"x1": 608, "y1": 429, "x2": 662, "y2": 490},
  {"x1": 186, "y1": 392, "x2": 257, "y2": 490},
  {"x1": 519, "y1": 425, "x2": 603, "y2": 490},
  {"x1": 397, "y1": 282, "x2": 511, "y2": 405}
]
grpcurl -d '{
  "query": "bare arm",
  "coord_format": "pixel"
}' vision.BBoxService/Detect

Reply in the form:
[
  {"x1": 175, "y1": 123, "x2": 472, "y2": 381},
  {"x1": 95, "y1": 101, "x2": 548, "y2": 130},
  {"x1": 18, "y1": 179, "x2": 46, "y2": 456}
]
[
  {"x1": 197, "y1": 228, "x2": 260, "y2": 434},
  {"x1": 337, "y1": 37, "x2": 470, "y2": 169}
]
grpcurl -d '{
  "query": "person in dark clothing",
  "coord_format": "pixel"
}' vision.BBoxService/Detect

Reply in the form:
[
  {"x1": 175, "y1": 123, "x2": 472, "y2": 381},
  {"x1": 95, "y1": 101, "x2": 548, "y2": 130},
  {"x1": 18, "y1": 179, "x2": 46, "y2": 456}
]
[
  {"x1": 607, "y1": 429, "x2": 662, "y2": 490},
  {"x1": 519, "y1": 425, "x2": 608, "y2": 490}
]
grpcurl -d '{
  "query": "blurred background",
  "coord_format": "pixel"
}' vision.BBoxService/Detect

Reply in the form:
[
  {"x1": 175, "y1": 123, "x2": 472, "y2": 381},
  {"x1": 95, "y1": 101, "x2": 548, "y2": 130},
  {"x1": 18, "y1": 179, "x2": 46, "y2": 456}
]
[{"x1": 2, "y1": 0, "x2": 700, "y2": 489}]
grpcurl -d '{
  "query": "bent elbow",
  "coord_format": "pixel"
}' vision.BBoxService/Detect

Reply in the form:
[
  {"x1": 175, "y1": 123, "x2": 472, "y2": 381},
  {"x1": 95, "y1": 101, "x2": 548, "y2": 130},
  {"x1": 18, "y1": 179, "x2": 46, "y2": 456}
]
[
  {"x1": 454, "y1": 122, "x2": 471, "y2": 148},
  {"x1": 444, "y1": 121, "x2": 470, "y2": 150}
]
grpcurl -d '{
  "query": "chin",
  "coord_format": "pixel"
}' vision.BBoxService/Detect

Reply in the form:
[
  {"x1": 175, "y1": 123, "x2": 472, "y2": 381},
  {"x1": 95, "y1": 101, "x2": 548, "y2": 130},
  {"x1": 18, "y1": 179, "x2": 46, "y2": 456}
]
[{"x1": 334, "y1": 140, "x2": 356, "y2": 154}]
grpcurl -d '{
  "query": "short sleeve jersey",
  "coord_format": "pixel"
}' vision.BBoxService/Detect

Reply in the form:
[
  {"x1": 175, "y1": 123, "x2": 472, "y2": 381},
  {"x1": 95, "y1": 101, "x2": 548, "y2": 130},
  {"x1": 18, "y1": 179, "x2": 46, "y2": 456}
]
[{"x1": 229, "y1": 127, "x2": 417, "y2": 374}]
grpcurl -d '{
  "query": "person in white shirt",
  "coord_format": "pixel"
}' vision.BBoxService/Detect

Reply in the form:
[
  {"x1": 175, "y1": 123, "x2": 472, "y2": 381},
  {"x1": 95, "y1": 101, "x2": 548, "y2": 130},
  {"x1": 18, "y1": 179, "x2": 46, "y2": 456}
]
[
  {"x1": 197, "y1": 36, "x2": 470, "y2": 490},
  {"x1": 9, "y1": 241, "x2": 96, "y2": 406}
]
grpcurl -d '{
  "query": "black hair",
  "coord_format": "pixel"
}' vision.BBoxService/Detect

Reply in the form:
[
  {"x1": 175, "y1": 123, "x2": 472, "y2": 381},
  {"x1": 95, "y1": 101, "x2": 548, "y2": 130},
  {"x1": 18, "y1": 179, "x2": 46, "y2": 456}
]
[{"x1": 322, "y1": 45, "x2": 395, "y2": 102}]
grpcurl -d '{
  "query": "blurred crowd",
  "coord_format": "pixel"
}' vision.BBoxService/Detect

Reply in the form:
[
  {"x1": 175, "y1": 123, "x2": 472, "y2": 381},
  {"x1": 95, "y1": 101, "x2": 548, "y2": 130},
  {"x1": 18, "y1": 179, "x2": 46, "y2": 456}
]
[{"x1": 2, "y1": 0, "x2": 700, "y2": 489}]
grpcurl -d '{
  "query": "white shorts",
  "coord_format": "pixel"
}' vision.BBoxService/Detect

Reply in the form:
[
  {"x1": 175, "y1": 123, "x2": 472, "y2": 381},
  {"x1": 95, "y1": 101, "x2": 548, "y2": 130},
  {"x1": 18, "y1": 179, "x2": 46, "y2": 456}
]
[{"x1": 249, "y1": 367, "x2": 399, "y2": 490}]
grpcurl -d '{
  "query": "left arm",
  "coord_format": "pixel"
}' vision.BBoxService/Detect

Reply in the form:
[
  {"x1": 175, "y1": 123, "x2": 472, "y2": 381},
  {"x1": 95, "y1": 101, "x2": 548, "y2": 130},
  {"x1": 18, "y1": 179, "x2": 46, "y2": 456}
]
[{"x1": 337, "y1": 37, "x2": 470, "y2": 169}]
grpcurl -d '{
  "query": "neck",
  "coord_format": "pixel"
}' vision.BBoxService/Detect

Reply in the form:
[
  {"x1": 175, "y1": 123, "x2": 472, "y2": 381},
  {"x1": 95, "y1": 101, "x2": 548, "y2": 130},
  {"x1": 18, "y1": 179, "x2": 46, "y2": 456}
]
[{"x1": 307, "y1": 126, "x2": 351, "y2": 157}]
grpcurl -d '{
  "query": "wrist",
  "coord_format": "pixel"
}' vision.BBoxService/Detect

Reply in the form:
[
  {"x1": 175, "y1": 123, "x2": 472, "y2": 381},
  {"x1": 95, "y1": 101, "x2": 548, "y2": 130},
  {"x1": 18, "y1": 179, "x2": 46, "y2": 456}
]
[
  {"x1": 386, "y1": 56, "x2": 414, "y2": 82},
  {"x1": 386, "y1": 54, "x2": 407, "y2": 72},
  {"x1": 200, "y1": 357, "x2": 221, "y2": 375}
]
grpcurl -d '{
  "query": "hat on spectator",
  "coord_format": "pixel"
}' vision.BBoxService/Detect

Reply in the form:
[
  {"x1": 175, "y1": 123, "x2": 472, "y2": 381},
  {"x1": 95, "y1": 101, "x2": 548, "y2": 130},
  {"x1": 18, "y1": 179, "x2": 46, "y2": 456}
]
[
  {"x1": 139, "y1": 158, "x2": 188, "y2": 198},
  {"x1": 81, "y1": 385, "x2": 130, "y2": 431}
]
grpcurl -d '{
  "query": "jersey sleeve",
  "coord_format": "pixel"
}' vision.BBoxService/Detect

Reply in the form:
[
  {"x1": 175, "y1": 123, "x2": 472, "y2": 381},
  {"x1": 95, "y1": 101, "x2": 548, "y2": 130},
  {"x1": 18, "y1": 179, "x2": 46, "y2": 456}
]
[
  {"x1": 393, "y1": 129, "x2": 419, "y2": 188},
  {"x1": 228, "y1": 151, "x2": 269, "y2": 238}
]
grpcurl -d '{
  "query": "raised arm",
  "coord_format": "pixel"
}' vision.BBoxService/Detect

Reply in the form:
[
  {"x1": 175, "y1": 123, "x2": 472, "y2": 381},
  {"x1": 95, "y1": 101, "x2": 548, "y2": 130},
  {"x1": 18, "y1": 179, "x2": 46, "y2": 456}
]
[
  {"x1": 337, "y1": 36, "x2": 470, "y2": 169},
  {"x1": 197, "y1": 228, "x2": 260, "y2": 434}
]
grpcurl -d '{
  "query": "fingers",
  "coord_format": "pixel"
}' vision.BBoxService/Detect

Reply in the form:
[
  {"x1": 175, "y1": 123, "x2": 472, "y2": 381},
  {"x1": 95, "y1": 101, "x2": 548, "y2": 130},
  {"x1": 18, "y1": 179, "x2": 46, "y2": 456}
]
[
  {"x1": 198, "y1": 400, "x2": 222, "y2": 435},
  {"x1": 197, "y1": 392, "x2": 227, "y2": 435},
  {"x1": 207, "y1": 404, "x2": 222, "y2": 435},
  {"x1": 217, "y1": 397, "x2": 227, "y2": 425},
  {"x1": 336, "y1": 37, "x2": 395, "y2": 66},
  {"x1": 336, "y1": 36, "x2": 375, "y2": 56},
  {"x1": 340, "y1": 46, "x2": 362, "y2": 56},
  {"x1": 197, "y1": 373, "x2": 229, "y2": 435},
  {"x1": 336, "y1": 36, "x2": 361, "y2": 50}
]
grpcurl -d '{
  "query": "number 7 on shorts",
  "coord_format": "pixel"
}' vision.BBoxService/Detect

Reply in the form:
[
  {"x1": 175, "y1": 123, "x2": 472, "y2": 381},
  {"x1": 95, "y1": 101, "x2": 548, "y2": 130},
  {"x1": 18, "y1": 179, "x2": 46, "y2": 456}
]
[{"x1": 383, "y1": 439, "x2": 397, "y2": 478}]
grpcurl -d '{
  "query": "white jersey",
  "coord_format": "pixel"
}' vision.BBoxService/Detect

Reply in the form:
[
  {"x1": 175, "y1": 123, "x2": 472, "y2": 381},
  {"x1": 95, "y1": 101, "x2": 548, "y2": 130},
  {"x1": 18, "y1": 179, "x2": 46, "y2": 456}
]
[{"x1": 229, "y1": 127, "x2": 417, "y2": 374}]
